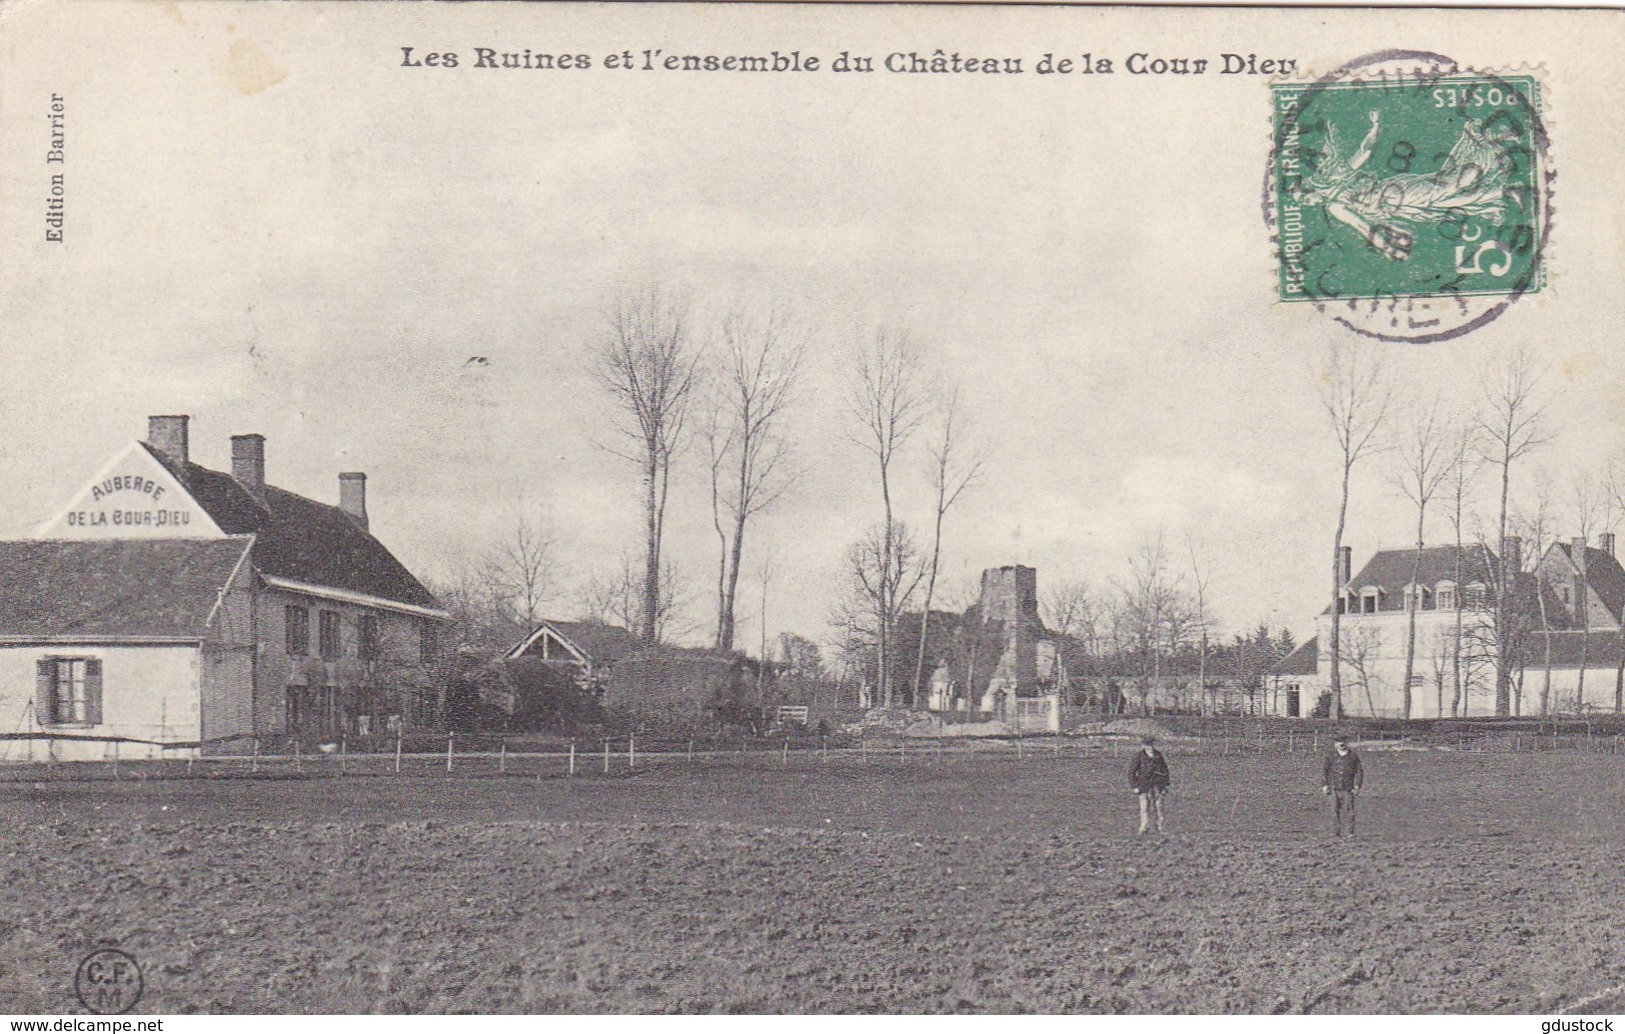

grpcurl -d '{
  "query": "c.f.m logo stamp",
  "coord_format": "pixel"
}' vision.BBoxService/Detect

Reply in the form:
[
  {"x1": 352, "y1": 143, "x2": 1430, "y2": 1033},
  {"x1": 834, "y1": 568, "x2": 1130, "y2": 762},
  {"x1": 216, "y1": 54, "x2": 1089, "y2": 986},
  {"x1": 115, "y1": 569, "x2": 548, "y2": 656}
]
[{"x1": 73, "y1": 949, "x2": 143, "y2": 1015}]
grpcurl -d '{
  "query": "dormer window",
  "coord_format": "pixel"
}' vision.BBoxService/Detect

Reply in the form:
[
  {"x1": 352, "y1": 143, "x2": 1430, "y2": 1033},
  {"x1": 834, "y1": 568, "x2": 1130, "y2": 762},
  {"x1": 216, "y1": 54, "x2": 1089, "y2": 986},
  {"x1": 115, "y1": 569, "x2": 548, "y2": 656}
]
[
  {"x1": 1404, "y1": 584, "x2": 1432, "y2": 612},
  {"x1": 1464, "y1": 582, "x2": 1488, "y2": 610},
  {"x1": 1436, "y1": 583, "x2": 1457, "y2": 611},
  {"x1": 1360, "y1": 589, "x2": 1380, "y2": 614}
]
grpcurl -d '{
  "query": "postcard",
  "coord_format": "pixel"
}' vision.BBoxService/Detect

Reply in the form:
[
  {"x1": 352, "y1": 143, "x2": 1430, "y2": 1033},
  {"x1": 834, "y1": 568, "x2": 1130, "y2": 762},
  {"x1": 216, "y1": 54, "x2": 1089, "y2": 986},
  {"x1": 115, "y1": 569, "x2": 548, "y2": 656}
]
[{"x1": 1, "y1": 0, "x2": 1623, "y2": 1018}]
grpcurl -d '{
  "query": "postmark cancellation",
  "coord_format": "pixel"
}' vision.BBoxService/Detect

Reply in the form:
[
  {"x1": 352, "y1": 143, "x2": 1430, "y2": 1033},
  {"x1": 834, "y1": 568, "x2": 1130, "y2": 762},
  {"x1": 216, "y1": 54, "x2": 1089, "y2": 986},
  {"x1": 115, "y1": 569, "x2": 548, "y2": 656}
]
[{"x1": 1269, "y1": 53, "x2": 1550, "y2": 343}]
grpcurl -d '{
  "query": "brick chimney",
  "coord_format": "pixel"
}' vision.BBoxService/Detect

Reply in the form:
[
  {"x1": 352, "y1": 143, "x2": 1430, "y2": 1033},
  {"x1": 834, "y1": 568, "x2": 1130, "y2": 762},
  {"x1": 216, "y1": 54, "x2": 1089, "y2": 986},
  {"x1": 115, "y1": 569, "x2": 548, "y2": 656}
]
[
  {"x1": 1572, "y1": 536, "x2": 1588, "y2": 576},
  {"x1": 339, "y1": 472, "x2": 368, "y2": 531},
  {"x1": 1602, "y1": 532, "x2": 1616, "y2": 558},
  {"x1": 231, "y1": 434, "x2": 266, "y2": 504},
  {"x1": 146, "y1": 415, "x2": 190, "y2": 470},
  {"x1": 1338, "y1": 545, "x2": 1353, "y2": 587}
]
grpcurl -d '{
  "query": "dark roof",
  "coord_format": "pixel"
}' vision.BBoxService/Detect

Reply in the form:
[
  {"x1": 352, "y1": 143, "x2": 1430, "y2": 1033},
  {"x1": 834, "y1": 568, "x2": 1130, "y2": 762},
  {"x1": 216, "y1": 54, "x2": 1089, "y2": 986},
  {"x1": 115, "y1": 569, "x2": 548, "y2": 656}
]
[
  {"x1": 1529, "y1": 630, "x2": 1625, "y2": 669},
  {"x1": 0, "y1": 538, "x2": 251, "y2": 640},
  {"x1": 1328, "y1": 545, "x2": 1498, "y2": 614},
  {"x1": 1272, "y1": 636, "x2": 1319, "y2": 676},
  {"x1": 1553, "y1": 543, "x2": 1625, "y2": 624},
  {"x1": 509, "y1": 620, "x2": 645, "y2": 665},
  {"x1": 143, "y1": 443, "x2": 439, "y2": 611}
]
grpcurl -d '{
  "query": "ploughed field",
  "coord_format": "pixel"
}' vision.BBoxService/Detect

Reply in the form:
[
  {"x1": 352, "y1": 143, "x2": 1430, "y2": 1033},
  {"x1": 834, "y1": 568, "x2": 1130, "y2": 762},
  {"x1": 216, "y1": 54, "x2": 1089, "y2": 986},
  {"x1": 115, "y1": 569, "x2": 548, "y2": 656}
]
[{"x1": 4, "y1": 748, "x2": 1625, "y2": 1013}]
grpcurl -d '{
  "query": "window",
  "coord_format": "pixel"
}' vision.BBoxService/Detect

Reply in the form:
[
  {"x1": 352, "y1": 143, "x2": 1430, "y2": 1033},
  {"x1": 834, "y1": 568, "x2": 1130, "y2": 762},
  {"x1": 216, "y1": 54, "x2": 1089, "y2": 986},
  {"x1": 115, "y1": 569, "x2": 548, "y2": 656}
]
[
  {"x1": 35, "y1": 657, "x2": 102, "y2": 726},
  {"x1": 1464, "y1": 583, "x2": 1488, "y2": 610},
  {"x1": 1405, "y1": 585, "x2": 1431, "y2": 612},
  {"x1": 420, "y1": 623, "x2": 439, "y2": 664},
  {"x1": 319, "y1": 610, "x2": 342, "y2": 660},
  {"x1": 1437, "y1": 585, "x2": 1457, "y2": 611},
  {"x1": 360, "y1": 614, "x2": 381, "y2": 664},
  {"x1": 1361, "y1": 592, "x2": 1379, "y2": 614},
  {"x1": 285, "y1": 606, "x2": 310, "y2": 656}
]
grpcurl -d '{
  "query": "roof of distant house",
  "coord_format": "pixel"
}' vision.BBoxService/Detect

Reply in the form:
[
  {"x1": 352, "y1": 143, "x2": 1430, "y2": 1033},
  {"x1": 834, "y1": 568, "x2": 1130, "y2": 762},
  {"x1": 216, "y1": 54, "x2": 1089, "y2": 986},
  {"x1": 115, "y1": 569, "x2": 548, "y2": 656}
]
[
  {"x1": 505, "y1": 619, "x2": 648, "y2": 665},
  {"x1": 1551, "y1": 542, "x2": 1625, "y2": 625},
  {"x1": 0, "y1": 538, "x2": 252, "y2": 641},
  {"x1": 1272, "y1": 636, "x2": 1319, "y2": 676},
  {"x1": 1326, "y1": 545, "x2": 1499, "y2": 615},
  {"x1": 142, "y1": 443, "x2": 440, "y2": 612}
]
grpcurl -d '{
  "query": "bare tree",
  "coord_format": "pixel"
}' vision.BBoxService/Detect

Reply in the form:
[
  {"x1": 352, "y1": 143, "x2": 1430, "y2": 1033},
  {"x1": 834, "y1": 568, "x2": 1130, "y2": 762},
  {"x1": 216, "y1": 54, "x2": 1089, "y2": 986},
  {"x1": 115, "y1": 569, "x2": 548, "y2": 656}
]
[
  {"x1": 482, "y1": 510, "x2": 560, "y2": 629},
  {"x1": 910, "y1": 385, "x2": 988, "y2": 707},
  {"x1": 1444, "y1": 428, "x2": 1479, "y2": 716},
  {"x1": 1186, "y1": 535, "x2": 1216, "y2": 716},
  {"x1": 703, "y1": 307, "x2": 805, "y2": 651},
  {"x1": 592, "y1": 287, "x2": 700, "y2": 644},
  {"x1": 845, "y1": 329, "x2": 926, "y2": 707},
  {"x1": 837, "y1": 522, "x2": 927, "y2": 702},
  {"x1": 1566, "y1": 473, "x2": 1609, "y2": 711},
  {"x1": 1392, "y1": 399, "x2": 1453, "y2": 719},
  {"x1": 1117, "y1": 532, "x2": 1193, "y2": 715},
  {"x1": 1043, "y1": 578, "x2": 1103, "y2": 657},
  {"x1": 1608, "y1": 467, "x2": 1625, "y2": 714},
  {"x1": 1476, "y1": 348, "x2": 1549, "y2": 715},
  {"x1": 579, "y1": 552, "x2": 686, "y2": 641},
  {"x1": 1318, "y1": 343, "x2": 1390, "y2": 722},
  {"x1": 1515, "y1": 482, "x2": 1559, "y2": 716},
  {"x1": 1338, "y1": 622, "x2": 1384, "y2": 717}
]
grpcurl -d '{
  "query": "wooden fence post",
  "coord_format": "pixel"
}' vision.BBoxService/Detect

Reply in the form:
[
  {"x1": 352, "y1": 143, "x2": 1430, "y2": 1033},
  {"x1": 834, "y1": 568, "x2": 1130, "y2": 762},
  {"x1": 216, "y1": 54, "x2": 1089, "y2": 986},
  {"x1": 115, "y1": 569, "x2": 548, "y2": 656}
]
[
  {"x1": 782, "y1": 739, "x2": 789, "y2": 767},
  {"x1": 630, "y1": 734, "x2": 636, "y2": 771},
  {"x1": 252, "y1": 737, "x2": 260, "y2": 773},
  {"x1": 446, "y1": 732, "x2": 454, "y2": 773},
  {"x1": 569, "y1": 738, "x2": 576, "y2": 777},
  {"x1": 395, "y1": 732, "x2": 402, "y2": 774},
  {"x1": 603, "y1": 738, "x2": 610, "y2": 774},
  {"x1": 500, "y1": 738, "x2": 507, "y2": 774}
]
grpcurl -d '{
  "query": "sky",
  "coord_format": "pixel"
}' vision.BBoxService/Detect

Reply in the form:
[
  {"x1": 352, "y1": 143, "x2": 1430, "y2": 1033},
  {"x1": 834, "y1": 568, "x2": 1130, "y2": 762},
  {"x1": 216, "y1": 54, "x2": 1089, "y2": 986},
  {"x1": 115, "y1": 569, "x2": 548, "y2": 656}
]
[{"x1": 2, "y1": 2, "x2": 1624, "y2": 653}]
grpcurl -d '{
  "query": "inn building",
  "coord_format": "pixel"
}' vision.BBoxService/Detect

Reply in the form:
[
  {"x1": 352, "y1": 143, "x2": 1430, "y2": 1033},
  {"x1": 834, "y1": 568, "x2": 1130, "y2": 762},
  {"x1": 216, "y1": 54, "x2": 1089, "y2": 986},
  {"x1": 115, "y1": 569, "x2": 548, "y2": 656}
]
[
  {"x1": 0, "y1": 415, "x2": 449, "y2": 760},
  {"x1": 1271, "y1": 535, "x2": 1625, "y2": 718}
]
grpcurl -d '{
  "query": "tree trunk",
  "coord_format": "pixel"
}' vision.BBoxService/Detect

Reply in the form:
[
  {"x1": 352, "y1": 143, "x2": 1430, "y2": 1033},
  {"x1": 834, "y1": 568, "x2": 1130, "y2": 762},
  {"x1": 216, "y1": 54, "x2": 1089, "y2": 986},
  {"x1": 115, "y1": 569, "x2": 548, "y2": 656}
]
[
  {"x1": 878, "y1": 467, "x2": 895, "y2": 708},
  {"x1": 1452, "y1": 512, "x2": 1464, "y2": 715},
  {"x1": 642, "y1": 458, "x2": 661, "y2": 643},
  {"x1": 912, "y1": 505, "x2": 947, "y2": 709},
  {"x1": 717, "y1": 506, "x2": 747, "y2": 652},
  {"x1": 1330, "y1": 461, "x2": 1351, "y2": 722},
  {"x1": 1495, "y1": 453, "x2": 1512, "y2": 715},
  {"x1": 1402, "y1": 508, "x2": 1424, "y2": 719},
  {"x1": 1576, "y1": 572, "x2": 1589, "y2": 711}
]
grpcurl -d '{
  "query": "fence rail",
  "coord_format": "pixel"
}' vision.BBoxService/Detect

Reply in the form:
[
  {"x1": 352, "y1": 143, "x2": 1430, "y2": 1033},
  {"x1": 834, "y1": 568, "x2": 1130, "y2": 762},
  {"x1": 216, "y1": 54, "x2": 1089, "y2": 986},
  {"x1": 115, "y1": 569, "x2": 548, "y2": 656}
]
[{"x1": 5, "y1": 721, "x2": 1625, "y2": 782}]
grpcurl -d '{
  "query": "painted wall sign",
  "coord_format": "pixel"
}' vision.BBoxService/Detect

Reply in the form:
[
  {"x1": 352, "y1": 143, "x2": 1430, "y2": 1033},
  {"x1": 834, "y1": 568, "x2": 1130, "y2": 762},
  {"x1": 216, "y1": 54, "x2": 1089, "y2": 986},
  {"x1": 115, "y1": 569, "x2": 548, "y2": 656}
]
[{"x1": 34, "y1": 441, "x2": 225, "y2": 540}]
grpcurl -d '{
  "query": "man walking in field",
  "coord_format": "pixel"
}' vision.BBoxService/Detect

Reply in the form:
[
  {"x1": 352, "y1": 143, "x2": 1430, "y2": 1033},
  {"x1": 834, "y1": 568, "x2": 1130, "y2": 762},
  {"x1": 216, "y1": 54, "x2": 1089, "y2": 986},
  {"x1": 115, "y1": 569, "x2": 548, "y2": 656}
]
[
  {"x1": 1322, "y1": 735, "x2": 1364, "y2": 836},
  {"x1": 1129, "y1": 735, "x2": 1171, "y2": 835}
]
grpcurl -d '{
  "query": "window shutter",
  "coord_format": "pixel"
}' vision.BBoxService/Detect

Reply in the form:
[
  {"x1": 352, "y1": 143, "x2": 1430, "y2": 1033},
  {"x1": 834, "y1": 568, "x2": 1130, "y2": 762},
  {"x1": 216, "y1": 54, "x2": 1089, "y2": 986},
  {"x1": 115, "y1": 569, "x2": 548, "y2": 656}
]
[
  {"x1": 35, "y1": 659, "x2": 54, "y2": 726},
  {"x1": 84, "y1": 659, "x2": 104, "y2": 725}
]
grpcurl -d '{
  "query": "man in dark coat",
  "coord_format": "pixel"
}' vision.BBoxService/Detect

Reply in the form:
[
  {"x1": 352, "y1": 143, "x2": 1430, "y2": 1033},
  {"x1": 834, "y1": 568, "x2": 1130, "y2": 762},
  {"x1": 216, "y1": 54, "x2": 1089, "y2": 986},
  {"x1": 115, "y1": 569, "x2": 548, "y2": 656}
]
[
  {"x1": 1322, "y1": 735, "x2": 1364, "y2": 836},
  {"x1": 1128, "y1": 735, "x2": 1171, "y2": 834}
]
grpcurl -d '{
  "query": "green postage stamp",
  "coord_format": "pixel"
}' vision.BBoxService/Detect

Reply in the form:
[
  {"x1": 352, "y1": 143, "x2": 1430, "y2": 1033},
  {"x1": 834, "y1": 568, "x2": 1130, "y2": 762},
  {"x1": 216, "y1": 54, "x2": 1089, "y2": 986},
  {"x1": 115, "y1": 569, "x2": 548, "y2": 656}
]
[{"x1": 1273, "y1": 71, "x2": 1545, "y2": 313}]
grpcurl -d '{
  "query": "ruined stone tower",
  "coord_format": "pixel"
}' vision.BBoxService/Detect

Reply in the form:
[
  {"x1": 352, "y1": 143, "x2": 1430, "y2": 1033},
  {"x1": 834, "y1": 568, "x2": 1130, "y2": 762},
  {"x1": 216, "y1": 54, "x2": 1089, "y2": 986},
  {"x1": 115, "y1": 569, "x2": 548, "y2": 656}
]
[{"x1": 979, "y1": 565, "x2": 1041, "y2": 709}]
